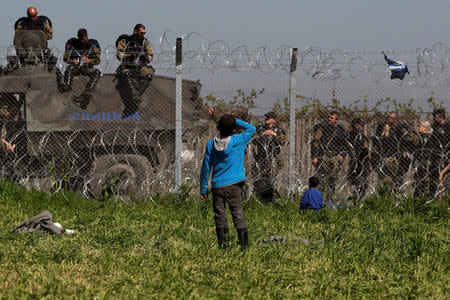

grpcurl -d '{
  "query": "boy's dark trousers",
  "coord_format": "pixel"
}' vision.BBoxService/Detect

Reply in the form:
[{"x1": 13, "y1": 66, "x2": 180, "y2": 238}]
[{"x1": 212, "y1": 183, "x2": 249, "y2": 249}]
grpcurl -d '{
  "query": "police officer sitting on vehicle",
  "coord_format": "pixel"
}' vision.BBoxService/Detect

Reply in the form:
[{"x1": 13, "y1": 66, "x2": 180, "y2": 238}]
[
  {"x1": 58, "y1": 28, "x2": 101, "y2": 110},
  {"x1": 116, "y1": 24, "x2": 155, "y2": 118}
]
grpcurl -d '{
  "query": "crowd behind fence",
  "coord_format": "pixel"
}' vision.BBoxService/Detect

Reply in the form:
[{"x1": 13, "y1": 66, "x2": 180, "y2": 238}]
[{"x1": 0, "y1": 35, "x2": 448, "y2": 203}]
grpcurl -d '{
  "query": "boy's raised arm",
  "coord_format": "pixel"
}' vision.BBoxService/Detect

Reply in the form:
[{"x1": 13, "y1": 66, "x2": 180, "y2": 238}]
[{"x1": 234, "y1": 118, "x2": 256, "y2": 145}]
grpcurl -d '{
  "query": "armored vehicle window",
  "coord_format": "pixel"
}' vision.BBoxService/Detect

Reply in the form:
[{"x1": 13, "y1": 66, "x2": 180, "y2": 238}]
[{"x1": 0, "y1": 93, "x2": 24, "y2": 121}]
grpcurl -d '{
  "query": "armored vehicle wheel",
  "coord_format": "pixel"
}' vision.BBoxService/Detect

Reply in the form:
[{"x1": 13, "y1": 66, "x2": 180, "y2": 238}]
[{"x1": 89, "y1": 154, "x2": 152, "y2": 200}]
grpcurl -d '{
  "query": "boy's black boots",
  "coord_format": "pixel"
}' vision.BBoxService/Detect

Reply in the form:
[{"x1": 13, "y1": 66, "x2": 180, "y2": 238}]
[
  {"x1": 237, "y1": 228, "x2": 249, "y2": 250},
  {"x1": 216, "y1": 227, "x2": 230, "y2": 249}
]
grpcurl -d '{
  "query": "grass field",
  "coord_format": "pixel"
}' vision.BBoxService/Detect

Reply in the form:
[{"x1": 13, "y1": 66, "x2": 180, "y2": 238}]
[{"x1": 0, "y1": 179, "x2": 448, "y2": 299}]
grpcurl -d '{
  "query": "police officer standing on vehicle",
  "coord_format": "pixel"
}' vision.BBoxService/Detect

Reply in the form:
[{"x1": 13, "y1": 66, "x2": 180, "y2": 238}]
[
  {"x1": 346, "y1": 118, "x2": 370, "y2": 200},
  {"x1": 116, "y1": 24, "x2": 155, "y2": 118},
  {"x1": 14, "y1": 6, "x2": 53, "y2": 40},
  {"x1": 58, "y1": 28, "x2": 101, "y2": 109},
  {"x1": 372, "y1": 111, "x2": 412, "y2": 193},
  {"x1": 13, "y1": 7, "x2": 56, "y2": 70},
  {"x1": 311, "y1": 111, "x2": 347, "y2": 198}
]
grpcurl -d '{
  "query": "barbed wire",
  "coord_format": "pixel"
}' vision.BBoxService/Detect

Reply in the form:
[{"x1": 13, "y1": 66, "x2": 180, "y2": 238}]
[
  {"x1": 2, "y1": 33, "x2": 450, "y2": 77},
  {"x1": 2, "y1": 117, "x2": 448, "y2": 204}
]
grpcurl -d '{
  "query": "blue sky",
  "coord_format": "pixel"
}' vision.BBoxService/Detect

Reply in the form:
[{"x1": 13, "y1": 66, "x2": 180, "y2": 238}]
[
  {"x1": 2, "y1": 1, "x2": 450, "y2": 51},
  {"x1": 3, "y1": 1, "x2": 449, "y2": 111}
]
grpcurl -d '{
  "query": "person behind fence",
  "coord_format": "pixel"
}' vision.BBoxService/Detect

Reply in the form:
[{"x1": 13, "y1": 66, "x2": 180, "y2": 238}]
[
  {"x1": 12, "y1": 7, "x2": 56, "y2": 70},
  {"x1": 346, "y1": 118, "x2": 370, "y2": 199},
  {"x1": 251, "y1": 111, "x2": 286, "y2": 203},
  {"x1": 200, "y1": 114, "x2": 256, "y2": 249},
  {"x1": 372, "y1": 111, "x2": 413, "y2": 193},
  {"x1": 0, "y1": 105, "x2": 17, "y2": 158},
  {"x1": 0, "y1": 96, "x2": 26, "y2": 169},
  {"x1": 57, "y1": 28, "x2": 101, "y2": 110},
  {"x1": 429, "y1": 109, "x2": 449, "y2": 197},
  {"x1": 300, "y1": 176, "x2": 323, "y2": 212},
  {"x1": 116, "y1": 24, "x2": 155, "y2": 118},
  {"x1": 311, "y1": 111, "x2": 346, "y2": 198},
  {"x1": 408, "y1": 120, "x2": 433, "y2": 198}
]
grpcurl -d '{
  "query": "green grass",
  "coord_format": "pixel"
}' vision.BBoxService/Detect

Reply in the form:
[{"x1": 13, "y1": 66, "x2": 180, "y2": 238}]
[{"x1": 0, "y1": 179, "x2": 448, "y2": 299}]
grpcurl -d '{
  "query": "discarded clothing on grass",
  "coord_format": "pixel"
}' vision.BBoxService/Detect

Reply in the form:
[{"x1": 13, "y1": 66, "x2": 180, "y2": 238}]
[{"x1": 11, "y1": 210, "x2": 75, "y2": 235}]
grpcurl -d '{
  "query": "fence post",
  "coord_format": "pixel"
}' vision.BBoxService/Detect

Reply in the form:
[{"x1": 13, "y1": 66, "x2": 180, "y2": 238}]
[
  {"x1": 289, "y1": 48, "x2": 298, "y2": 193},
  {"x1": 175, "y1": 37, "x2": 182, "y2": 192}
]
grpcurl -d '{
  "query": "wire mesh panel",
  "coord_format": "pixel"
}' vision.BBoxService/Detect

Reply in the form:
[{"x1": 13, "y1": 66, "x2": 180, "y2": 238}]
[
  {"x1": 290, "y1": 46, "x2": 449, "y2": 204},
  {"x1": 180, "y1": 41, "x2": 449, "y2": 204},
  {"x1": 180, "y1": 41, "x2": 291, "y2": 203},
  {"x1": 0, "y1": 31, "x2": 448, "y2": 203}
]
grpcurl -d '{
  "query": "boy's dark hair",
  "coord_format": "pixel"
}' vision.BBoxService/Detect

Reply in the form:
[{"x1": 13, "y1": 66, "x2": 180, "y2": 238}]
[
  {"x1": 217, "y1": 114, "x2": 236, "y2": 137},
  {"x1": 432, "y1": 109, "x2": 445, "y2": 119},
  {"x1": 77, "y1": 28, "x2": 88, "y2": 38},
  {"x1": 309, "y1": 176, "x2": 319, "y2": 188}
]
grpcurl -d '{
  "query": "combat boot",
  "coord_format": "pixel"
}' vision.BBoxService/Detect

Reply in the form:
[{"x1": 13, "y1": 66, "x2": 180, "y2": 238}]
[
  {"x1": 216, "y1": 227, "x2": 230, "y2": 249},
  {"x1": 137, "y1": 74, "x2": 153, "y2": 96},
  {"x1": 73, "y1": 69, "x2": 101, "y2": 109},
  {"x1": 73, "y1": 92, "x2": 92, "y2": 110},
  {"x1": 237, "y1": 228, "x2": 249, "y2": 250},
  {"x1": 122, "y1": 97, "x2": 141, "y2": 119}
]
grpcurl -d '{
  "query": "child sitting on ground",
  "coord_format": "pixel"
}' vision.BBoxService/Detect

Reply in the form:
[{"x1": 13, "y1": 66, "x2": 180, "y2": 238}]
[{"x1": 300, "y1": 176, "x2": 323, "y2": 212}]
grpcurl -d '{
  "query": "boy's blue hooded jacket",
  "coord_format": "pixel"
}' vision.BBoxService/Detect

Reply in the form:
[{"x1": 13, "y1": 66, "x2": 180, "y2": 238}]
[{"x1": 200, "y1": 119, "x2": 256, "y2": 194}]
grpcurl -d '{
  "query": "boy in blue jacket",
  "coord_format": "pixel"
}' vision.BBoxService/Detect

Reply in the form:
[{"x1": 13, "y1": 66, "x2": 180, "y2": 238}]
[
  {"x1": 300, "y1": 176, "x2": 323, "y2": 212},
  {"x1": 200, "y1": 114, "x2": 256, "y2": 249}
]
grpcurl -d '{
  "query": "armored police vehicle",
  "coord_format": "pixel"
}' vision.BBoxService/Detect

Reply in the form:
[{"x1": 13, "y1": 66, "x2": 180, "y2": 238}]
[{"x1": 0, "y1": 30, "x2": 202, "y2": 198}]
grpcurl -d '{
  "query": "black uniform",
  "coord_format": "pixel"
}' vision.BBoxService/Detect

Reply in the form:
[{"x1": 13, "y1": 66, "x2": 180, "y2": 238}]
[
  {"x1": 14, "y1": 16, "x2": 53, "y2": 40},
  {"x1": 372, "y1": 122, "x2": 412, "y2": 192},
  {"x1": 116, "y1": 34, "x2": 155, "y2": 118},
  {"x1": 346, "y1": 128, "x2": 370, "y2": 199},
  {"x1": 11, "y1": 16, "x2": 56, "y2": 71},
  {"x1": 251, "y1": 124, "x2": 285, "y2": 202},
  {"x1": 428, "y1": 122, "x2": 450, "y2": 197},
  {"x1": 408, "y1": 132, "x2": 433, "y2": 198},
  {"x1": 311, "y1": 122, "x2": 347, "y2": 197},
  {"x1": 59, "y1": 38, "x2": 101, "y2": 109}
]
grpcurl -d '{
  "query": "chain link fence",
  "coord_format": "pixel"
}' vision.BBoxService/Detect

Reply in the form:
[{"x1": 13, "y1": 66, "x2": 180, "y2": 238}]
[{"x1": 0, "y1": 31, "x2": 448, "y2": 203}]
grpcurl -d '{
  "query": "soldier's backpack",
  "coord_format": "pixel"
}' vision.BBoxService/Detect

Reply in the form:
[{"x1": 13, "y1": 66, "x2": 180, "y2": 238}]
[{"x1": 115, "y1": 34, "x2": 131, "y2": 47}]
